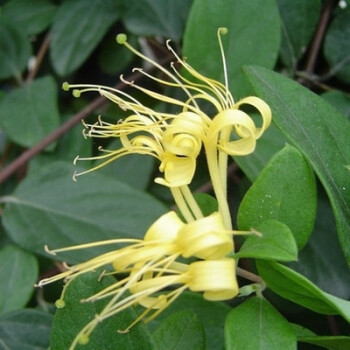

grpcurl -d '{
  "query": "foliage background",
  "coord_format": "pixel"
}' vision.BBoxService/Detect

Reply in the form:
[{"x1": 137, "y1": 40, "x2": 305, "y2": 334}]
[{"x1": 0, "y1": 0, "x2": 349, "y2": 349}]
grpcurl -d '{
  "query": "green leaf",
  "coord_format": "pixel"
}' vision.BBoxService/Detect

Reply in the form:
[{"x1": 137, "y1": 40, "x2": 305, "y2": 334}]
[
  {"x1": 0, "y1": 21, "x2": 32, "y2": 81},
  {"x1": 225, "y1": 296, "x2": 297, "y2": 350},
  {"x1": 95, "y1": 139, "x2": 155, "y2": 190},
  {"x1": 2, "y1": 161, "x2": 167, "y2": 263},
  {"x1": 122, "y1": 0, "x2": 192, "y2": 41},
  {"x1": 0, "y1": 309, "x2": 52, "y2": 350},
  {"x1": 148, "y1": 292, "x2": 230, "y2": 350},
  {"x1": 153, "y1": 311, "x2": 205, "y2": 350},
  {"x1": 322, "y1": 90, "x2": 350, "y2": 119},
  {"x1": 0, "y1": 245, "x2": 38, "y2": 315},
  {"x1": 50, "y1": 271, "x2": 155, "y2": 350},
  {"x1": 324, "y1": 7, "x2": 350, "y2": 83},
  {"x1": 234, "y1": 220, "x2": 298, "y2": 262},
  {"x1": 298, "y1": 335, "x2": 350, "y2": 350},
  {"x1": 244, "y1": 66, "x2": 350, "y2": 264},
  {"x1": 289, "y1": 191, "x2": 350, "y2": 299},
  {"x1": 1, "y1": 0, "x2": 56, "y2": 35},
  {"x1": 238, "y1": 145, "x2": 316, "y2": 249},
  {"x1": 183, "y1": 0, "x2": 280, "y2": 98},
  {"x1": 256, "y1": 260, "x2": 350, "y2": 322},
  {"x1": 50, "y1": 0, "x2": 121, "y2": 76},
  {"x1": 0, "y1": 76, "x2": 60, "y2": 149},
  {"x1": 277, "y1": 0, "x2": 321, "y2": 70},
  {"x1": 234, "y1": 123, "x2": 286, "y2": 181}
]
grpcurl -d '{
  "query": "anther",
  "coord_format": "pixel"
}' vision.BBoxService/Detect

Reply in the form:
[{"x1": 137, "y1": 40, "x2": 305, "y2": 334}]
[
  {"x1": 62, "y1": 82, "x2": 70, "y2": 91},
  {"x1": 73, "y1": 155, "x2": 80, "y2": 165},
  {"x1": 72, "y1": 89, "x2": 81, "y2": 98},
  {"x1": 44, "y1": 245, "x2": 56, "y2": 255},
  {"x1": 116, "y1": 33, "x2": 127, "y2": 45}
]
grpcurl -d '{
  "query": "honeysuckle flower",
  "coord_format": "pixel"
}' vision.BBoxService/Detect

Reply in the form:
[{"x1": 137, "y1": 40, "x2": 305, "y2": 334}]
[
  {"x1": 64, "y1": 28, "x2": 271, "y2": 228},
  {"x1": 37, "y1": 210, "x2": 253, "y2": 348},
  {"x1": 70, "y1": 259, "x2": 238, "y2": 349}
]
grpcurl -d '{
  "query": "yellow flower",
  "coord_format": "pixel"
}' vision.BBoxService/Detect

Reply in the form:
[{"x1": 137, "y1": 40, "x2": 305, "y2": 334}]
[
  {"x1": 37, "y1": 210, "x2": 250, "y2": 348},
  {"x1": 70, "y1": 259, "x2": 237, "y2": 349},
  {"x1": 64, "y1": 28, "x2": 271, "y2": 228}
]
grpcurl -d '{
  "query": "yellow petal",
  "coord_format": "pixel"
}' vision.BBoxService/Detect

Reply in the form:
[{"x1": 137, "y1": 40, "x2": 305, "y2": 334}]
[
  {"x1": 177, "y1": 212, "x2": 233, "y2": 259},
  {"x1": 187, "y1": 259, "x2": 238, "y2": 300}
]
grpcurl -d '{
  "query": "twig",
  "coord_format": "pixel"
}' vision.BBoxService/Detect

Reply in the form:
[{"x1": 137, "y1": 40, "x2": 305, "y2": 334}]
[
  {"x1": 304, "y1": 0, "x2": 337, "y2": 76},
  {"x1": 26, "y1": 33, "x2": 51, "y2": 83},
  {"x1": 0, "y1": 56, "x2": 172, "y2": 185}
]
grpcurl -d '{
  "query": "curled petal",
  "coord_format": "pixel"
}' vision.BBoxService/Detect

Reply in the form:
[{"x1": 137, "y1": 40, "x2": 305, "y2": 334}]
[
  {"x1": 144, "y1": 211, "x2": 184, "y2": 242},
  {"x1": 210, "y1": 109, "x2": 257, "y2": 156},
  {"x1": 234, "y1": 96, "x2": 272, "y2": 139},
  {"x1": 177, "y1": 212, "x2": 233, "y2": 259},
  {"x1": 156, "y1": 154, "x2": 196, "y2": 187},
  {"x1": 187, "y1": 259, "x2": 238, "y2": 300}
]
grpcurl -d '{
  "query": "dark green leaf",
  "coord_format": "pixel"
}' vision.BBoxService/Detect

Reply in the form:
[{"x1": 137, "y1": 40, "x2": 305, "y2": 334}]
[
  {"x1": 153, "y1": 311, "x2": 205, "y2": 350},
  {"x1": 50, "y1": 271, "x2": 155, "y2": 350},
  {"x1": 0, "y1": 245, "x2": 38, "y2": 314},
  {"x1": 244, "y1": 66, "x2": 350, "y2": 264},
  {"x1": 0, "y1": 76, "x2": 60, "y2": 149},
  {"x1": 234, "y1": 220, "x2": 298, "y2": 262},
  {"x1": 0, "y1": 309, "x2": 52, "y2": 350},
  {"x1": 289, "y1": 191, "x2": 350, "y2": 299},
  {"x1": 298, "y1": 335, "x2": 350, "y2": 350},
  {"x1": 2, "y1": 0, "x2": 56, "y2": 35},
  {"x1": 238, "y1": 145, "x2": 316, "y2": 249},
  {"x1": 183, "y1": 0, "x2": 280, "y2": 98},
  {"x1": 50, "y1": 0, "x2": 121, "y2": 76},
  {"x1": 148, "y1": 292, "x2": 230, "y2": 350},
  {"x1": 122, "y1": 0, "x2": 192, "y2": 41},
  {"x1": 2, "y1": 161, "x2": 167, "y2": 263},
  {"x1": 257, "y1": 260, "x2": 350, "y2": 321},
  {"x1": 322, "y1": 90, "x2": 350, "y2": 119},
  {"x1": 0, "y1": 21, "x2": 32, "y2": 81},
  {"x1": 234, "y1": 123, "x2": 286, "y2": 181},
  {"x1": 225, "y1": 296, "x2": 297, "y2": 350},
  {"x1": 277, "y1": 0, "x2": 321, "y2": 70},
  {"x1": 324, "y1": 7, "x2": 350, "y2": 83}
]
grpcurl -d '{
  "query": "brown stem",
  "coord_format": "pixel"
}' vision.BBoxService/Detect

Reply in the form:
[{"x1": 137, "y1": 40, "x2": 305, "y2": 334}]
[
  {"x1": 304, "y1": 0, "x2": 336, "y2": 76},
  {"x1": 236, "y1": 266, "x2": 263, "y2": 284},
  {"x1": 0, "y1": 56, "x2": 172, "y2": 185},
  {"x1": 26, "y1": 33, "x2": 51, "y2": 83}
]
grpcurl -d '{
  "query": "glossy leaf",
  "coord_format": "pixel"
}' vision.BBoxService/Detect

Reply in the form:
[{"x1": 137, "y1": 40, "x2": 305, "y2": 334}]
[
  {"x1": 122, "y1": 0, "x2": 192, "y2": 41},
  {"x1": 257, "y1": 260, "x2": 350, "y2": 322},
  {"x1": 183, "y1": 0, "x2": 280, "y2": 98},
  {"x1": 153, "y1": 311, "x2": 205, "y2": 350},
  {"x1": 238, "y1": 145, "x2": 316, "y2": 249},
  {"x1": 324, "y1": 6, "x2": 350, "y2": 83},
  {"x1": 234, "y1": 220, "x2": 298, "y2": 262},
  {"x1": 2, "y1": 161, "x2": 167, "y2": 263},
  {"x1": 298, "y1": 335, "x2": 350, "y2": 350},
  {"x1": 277, "y1": 0, "x2": 321, "y2": 70},
  {"x1": 0, "y1": 21, "x2": 32, "y2": 80},
  {"x1": 0, "y1": 309, "x2": 52, "y2": 350},
  {"x1": 148, "y1": 292, "x2": 230, "y2": 350},
  {"x1": 234, "y1": 123, "x2": 286, "y2": 181},
  {"x1": 50, "y1": 271, "x2": 155, "y2": 350},
  {"x1": 225, "y1": 296, "x2": 297, "y2": 350},
  {"x1": 0, "y1": 245, "x2": 38, "y2": 315},
  {"x1": 2, "y1": 0, "x2": 56, "y2": 35},
  {"x1": 244, "y1": 66, "x2": 350, "y2": 264},
  {"x1": 50, "y1": 0, "x2": 121, "y2": 76},
  {"x1": 289, "y1": 191, "x2": 350, "y2": 299},
  {"x1": 0, "y1": 76, "x2": 60, "y2": 149}
]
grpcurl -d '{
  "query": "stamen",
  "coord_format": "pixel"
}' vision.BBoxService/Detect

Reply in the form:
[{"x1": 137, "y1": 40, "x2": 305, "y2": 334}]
[{"x1": 62, "y1": 82, "x2": 70, "y2": 91}]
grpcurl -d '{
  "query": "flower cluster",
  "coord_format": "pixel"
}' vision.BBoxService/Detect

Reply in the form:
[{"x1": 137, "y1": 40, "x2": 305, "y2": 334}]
[{"x1": 38, "y1": 28, "x2": 271, "y2": 348}]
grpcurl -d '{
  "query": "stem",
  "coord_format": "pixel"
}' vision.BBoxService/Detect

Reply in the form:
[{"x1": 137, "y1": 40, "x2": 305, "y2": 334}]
[
  {"x1": 236, "y1": 266, "x2": 262, "y2": 284},
  {"x1": 304, "y1": 0, "x2": 336, "y2": 77},
  {"x1": 0, "y1": 56, "x2": 172, "y2": 185},
  {"x1": 179, "y1": 185, "x2": 203, "y2": 219}
]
